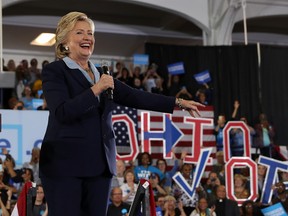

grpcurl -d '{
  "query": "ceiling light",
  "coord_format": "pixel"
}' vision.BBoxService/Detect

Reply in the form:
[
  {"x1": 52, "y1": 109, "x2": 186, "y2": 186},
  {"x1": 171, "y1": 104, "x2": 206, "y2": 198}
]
[{"x1": 30, "y1": 33, "x2": 56, "y2": 46}]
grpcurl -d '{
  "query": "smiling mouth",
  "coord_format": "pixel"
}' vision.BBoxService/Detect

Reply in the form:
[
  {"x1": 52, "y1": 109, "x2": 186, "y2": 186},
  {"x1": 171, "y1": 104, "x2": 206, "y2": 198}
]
[{"x1": 80, "y1": 43, "x2": 91, "y2": 49}]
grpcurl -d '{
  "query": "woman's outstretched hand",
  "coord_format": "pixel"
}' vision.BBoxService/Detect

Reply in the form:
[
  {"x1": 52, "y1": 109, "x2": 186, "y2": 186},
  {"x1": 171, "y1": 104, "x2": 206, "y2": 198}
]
[{"x1": 175, "y1": 98, "x2": 205, "y2": 117}]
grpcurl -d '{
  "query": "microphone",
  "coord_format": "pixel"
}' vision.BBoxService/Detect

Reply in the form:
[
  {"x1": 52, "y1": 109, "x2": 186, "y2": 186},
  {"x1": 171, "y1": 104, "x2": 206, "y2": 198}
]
[{"x1": 102, "y1": 63, "x2": 113, "y2": 100}]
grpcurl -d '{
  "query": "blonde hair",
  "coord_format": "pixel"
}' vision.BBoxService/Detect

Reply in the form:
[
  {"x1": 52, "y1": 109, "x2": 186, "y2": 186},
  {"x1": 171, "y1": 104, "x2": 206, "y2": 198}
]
[
  {"x1": 164, "y1": 195, "x2": 176, "y2": 202},
  {"x1": 55, "y1": 11, "x2": 95, "y2": 59},
  {"x1": 234, "y1": 174, "x2": 247, "y2": 185},
  {"x1": 216, "y1": 151, "x2": 223, "y2": 157}
]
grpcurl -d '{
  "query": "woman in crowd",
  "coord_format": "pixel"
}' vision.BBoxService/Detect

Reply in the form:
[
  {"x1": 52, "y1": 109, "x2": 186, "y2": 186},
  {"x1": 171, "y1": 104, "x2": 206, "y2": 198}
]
[
  {"x1": 120, "y1": 169, "x2": 137, "y2": 205},
  {"x1": 234, "y1": 174, "x2": 249, "y2": 199},
  {"x1": 33, "y1": 185, "x2": 48, "y2": 216},
  {"x1": 163, "y1": 195, "x2": 186, "y2": 216},
  {"x1": 133, "y1": 152, "x2": 164, "y2": 182},
  {"x1": 190, "y1": 197, "x2": 216, "y2": 216}
]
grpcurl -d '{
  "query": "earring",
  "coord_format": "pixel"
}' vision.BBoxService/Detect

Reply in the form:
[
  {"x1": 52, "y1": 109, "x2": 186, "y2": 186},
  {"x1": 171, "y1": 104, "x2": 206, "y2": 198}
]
[{"x1": 64, "y1": 46, "x2": 69, "y2": 51}]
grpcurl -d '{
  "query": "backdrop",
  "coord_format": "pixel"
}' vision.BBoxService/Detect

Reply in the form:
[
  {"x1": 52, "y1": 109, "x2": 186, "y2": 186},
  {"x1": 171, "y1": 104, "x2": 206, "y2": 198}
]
[{"x1": 145, "y1": 43, "x2": 288, "y2": 146}]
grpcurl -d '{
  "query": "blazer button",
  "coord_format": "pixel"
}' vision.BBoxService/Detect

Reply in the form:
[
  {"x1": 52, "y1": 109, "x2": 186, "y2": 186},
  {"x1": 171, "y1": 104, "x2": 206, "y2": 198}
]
[{"x1": 103, "y1": 134, "x2": 106, "y2": 138}]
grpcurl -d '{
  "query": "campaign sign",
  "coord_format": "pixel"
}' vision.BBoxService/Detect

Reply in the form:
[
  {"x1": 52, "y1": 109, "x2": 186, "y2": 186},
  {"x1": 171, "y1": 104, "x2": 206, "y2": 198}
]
[
  {"x1": 194, "y1": 70, "x2": 211, "y2": 84},
  {"x1": 167, "y1": 62, "x2": 185, "y2": 75},
  {"x1": 261, "y1": 203, "x2": 287, "y2": 216},
  {"x1": 133, "y1": 54, "x2": 149, "y2": 65},
  {"x1": 32, "y1": 99, "x2": 44, "y2": 110}
]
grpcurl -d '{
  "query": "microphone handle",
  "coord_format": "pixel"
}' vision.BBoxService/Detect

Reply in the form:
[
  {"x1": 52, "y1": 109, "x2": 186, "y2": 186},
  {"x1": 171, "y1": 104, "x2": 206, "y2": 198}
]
[{"x1": 102, "y1": 65, "x2": 113, "y2": 100}]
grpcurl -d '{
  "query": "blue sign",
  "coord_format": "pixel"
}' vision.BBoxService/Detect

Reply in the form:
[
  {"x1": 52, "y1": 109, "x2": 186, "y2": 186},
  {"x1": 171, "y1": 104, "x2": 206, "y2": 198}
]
[
  {"x1": 261, "y1": 202, "x2": 287, "y2": 216},
  {"x1": 167, "y1": 62, "x2": 185, "y2": 75},
  {"x1": 194, "y1": 70, "x2": 211, "y2": 84},
  {"x1": 133, "y1": 54, "x2": 149, "y2": 65},
  {"x1": 32, "y1": 99, "x2": 44, "y2": 110}
]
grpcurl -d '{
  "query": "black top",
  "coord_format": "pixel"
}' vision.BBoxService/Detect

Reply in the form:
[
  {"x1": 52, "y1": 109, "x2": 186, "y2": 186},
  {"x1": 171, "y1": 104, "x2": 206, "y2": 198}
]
[{"x1": 107, "y1": 202, "x2": 130, "y2": 216}]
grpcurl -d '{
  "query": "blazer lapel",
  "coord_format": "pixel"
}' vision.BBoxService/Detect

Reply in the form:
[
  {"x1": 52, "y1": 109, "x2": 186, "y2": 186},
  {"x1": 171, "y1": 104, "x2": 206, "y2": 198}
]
[{"x1": 69, "y1": 68, "x2": 92, "y2": 88}]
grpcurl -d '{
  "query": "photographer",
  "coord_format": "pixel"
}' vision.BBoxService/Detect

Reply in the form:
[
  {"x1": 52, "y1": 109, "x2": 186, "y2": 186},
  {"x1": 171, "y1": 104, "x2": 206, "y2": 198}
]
[{"x1": 203, "y1": 171, "x2": 221, "y2": 207}]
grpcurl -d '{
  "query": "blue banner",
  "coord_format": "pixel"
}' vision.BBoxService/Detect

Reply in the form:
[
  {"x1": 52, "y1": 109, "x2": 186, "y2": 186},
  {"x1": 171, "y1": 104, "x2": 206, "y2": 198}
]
[
  {"x1": 167, "y1": 62, "x2": 185, "y2": 75},
  {"x1": 32, "y1": 99, "x2": 44, "y2": 110},
  {"x1": 194, "y1": 70, "x2": 211, "y2": 84},
  {"x1": 261, "y1": 203, "x2": 287, "y2": 216},
  {"x1": 133, "y1": 54, "x2": 149, "y2": 65}
]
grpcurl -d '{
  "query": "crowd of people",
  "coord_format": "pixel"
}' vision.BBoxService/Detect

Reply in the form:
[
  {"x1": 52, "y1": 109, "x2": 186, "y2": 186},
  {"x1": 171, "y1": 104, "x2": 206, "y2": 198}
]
[
  {"x1": 1, "y1": 58, "x2": 212, "y2": 111},
  {"x1": 107, "y1": 150, "x2": 288, "y2": 216},
  {"x1": 1, "y1": 57, "x2": 287, "y2": 216},
  {"x1": 0, "y1": 147, "x2": 47, "y2": 216},
  {"x1": 0, "y1": 147, "x2": 287, "y2": 216}
]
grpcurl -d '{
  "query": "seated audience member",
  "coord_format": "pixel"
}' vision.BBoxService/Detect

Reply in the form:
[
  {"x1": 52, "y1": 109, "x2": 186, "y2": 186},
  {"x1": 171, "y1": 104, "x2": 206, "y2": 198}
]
[
  {"x1": 113, "y1": 61, "x2": 124, "y2": 78},
  {"x1": 172, "y1": 164, "x2": 205, "y2": 216},
  {"x1": 167, "y1": 74, "x2": 182, "y2": 97},
  {"x1": 120, "y1": 169, "x2": 138, "y2": 205},
  {"x1": 117, "y1": 67, "x2": 133, "y2": 87},
  {"x1": 156, "y1": 151, "x2": 183, "y2": 194},
  {"x1": 203, "y1": 171, "x2": 221, "y2": 207},
  {"x1": 41, "y1": 60, "x2": 49, "y2": 70},
  {"x1": 33, "y1": 184, "x2": 48, "y2": 216},
  {"x1": 190, "y1": 197, "x2": 216, "y2": 216},
  {"x1": 20, "y1": 86, "x2": 35, "y2": 110},
  {"x1": 230, "y1": 101, "x2": 256, "y2": 157},
  {"x1": 175, "y1": 86, "x2": 193, "y2": 100},
  {"x1": 255, "y1": 161, "x2": 267, "y2": 203},
  {"x1": 151, "y1": 78, "x2": 165, "y2": 94},
  {"x1": 149, "y1": 173, "x2": 167, "y2": 198},
  {"x1": 254, "y1": 113, "x2": 275, "y2": 157},
  {"x1": 23, "y1": 147, "x2": 41, "y2": 184},
  {"x1": 13, "y1": 101, "x2": 26, "y2": 110},
  {"x1": 214, "y1": 115, "x2": 227, "y2": 152},
  {"x1": 1, "y1": 153, "x2": 20, "y2": 202},
  {"x1": 7, "y1": 59, "x2": 16, "y2": 72},
  {"x1": 7, "y1": 97, "x2": 18, "y2": 109},
  {"x1": 142, "y1": 64, "x2": 162, "y2": 93},
  {"x1": 130, "y1": 65, "x2": 144, "y2": 82},
  {"x1": 107, "y1": 187, "x2": 130, "y2": 216},
  {"x1": 271, "y1": 182, "x2": 288, "y2": 212},
  {"x1": 111, "y1": 160, "x2": 126, "y2": 188},
  {"x1": 195, "y1": 91, "x2": 209, "y2": 105},
  {"x1": 212, "y1": 151, "x2": 225, "y2": 185},
  {"x1": 133, "y1": 152, "x2": 164, "y2": 182},
  {"x1": 195, "y1": 83, "x2": 212, "y2": 105},
  {"x1": 28, "y1": 58, "x2": 41, "y2": 85},
  {"x1": 162, "y1": 195, "x2": 186, "y2": 216},
  {"x1": 213, "y1": 185, "x2": 240, "y2": 216},
  {"x1": 233, "y1": 174, "x2": 249, "y2": 199},
  {"x1": 132, "y1": 77, "x2": 145, "y2": 91},
  {"x1": 155, "y1": 194, "x2": 166, "y2": 215},
  {"x1": 241, "y1": 199, "x2": 261, "y2": 216},
  {"x1": 279, "y1": 171, "x2": 288, "y2": 182}
]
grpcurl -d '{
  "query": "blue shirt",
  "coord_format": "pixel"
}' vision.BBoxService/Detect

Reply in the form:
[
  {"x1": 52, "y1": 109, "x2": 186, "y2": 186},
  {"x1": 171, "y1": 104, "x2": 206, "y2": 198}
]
[{"x1": 134, "y1": 165, "x2": 164, "y2": 182}]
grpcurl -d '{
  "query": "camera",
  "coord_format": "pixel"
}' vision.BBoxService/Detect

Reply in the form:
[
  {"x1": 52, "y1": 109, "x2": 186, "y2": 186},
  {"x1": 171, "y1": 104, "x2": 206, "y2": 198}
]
[
  {"x1": 211, "y1": 178, "x2": 216, "y2": 182},
  {"x1": 17, "y1": 106, "x2": 23, "y2": 110}
]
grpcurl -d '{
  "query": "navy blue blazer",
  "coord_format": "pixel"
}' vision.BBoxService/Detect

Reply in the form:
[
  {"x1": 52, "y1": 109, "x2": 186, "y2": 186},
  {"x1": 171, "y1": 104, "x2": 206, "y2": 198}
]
[{"x1": 39, "y1": 60, "x2": 175, "y2": 178}]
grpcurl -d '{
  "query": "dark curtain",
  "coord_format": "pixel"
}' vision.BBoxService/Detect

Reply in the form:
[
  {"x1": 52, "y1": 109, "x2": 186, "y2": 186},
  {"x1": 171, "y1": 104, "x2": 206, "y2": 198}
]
[
  {"x1": 260, "y1": 45, "x2": 288, "y2": 146},
  {"x1": 145, "y1": 43, "x2": 261, "y2": 128}
]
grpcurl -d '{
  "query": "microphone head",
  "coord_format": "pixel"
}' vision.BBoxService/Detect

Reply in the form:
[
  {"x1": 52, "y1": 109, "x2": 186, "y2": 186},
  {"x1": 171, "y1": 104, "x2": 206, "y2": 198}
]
[{"x1": 101, "y1": 60, "x2": 110, "y2": 75}]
